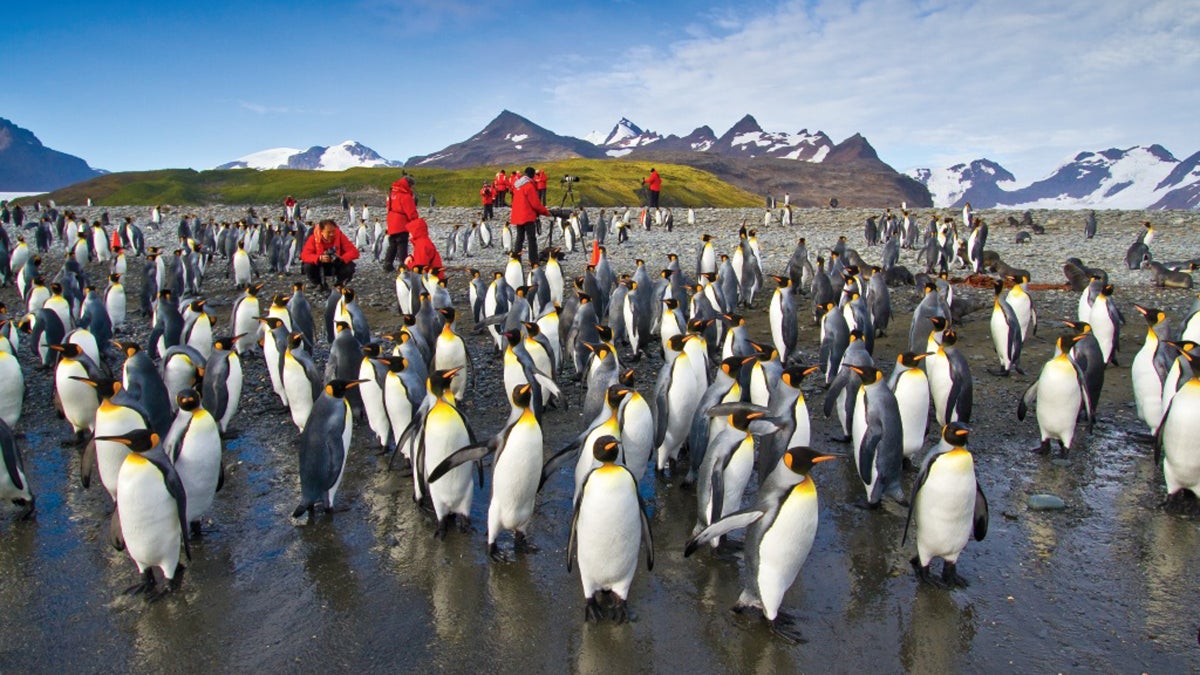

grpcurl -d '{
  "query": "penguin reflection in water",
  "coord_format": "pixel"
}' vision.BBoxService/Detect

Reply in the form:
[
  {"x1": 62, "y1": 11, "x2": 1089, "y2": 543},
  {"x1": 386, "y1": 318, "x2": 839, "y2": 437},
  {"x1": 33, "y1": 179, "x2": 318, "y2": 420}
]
[
  {"x1": 904, "y1": 423, "x2": 989, "y2": 588},
  {"x1": 569, "y1": 435, "x2": 654, "y2": 623},
  {"x1": 685, "y1": 447, "x2": 837, "y2": 643}
]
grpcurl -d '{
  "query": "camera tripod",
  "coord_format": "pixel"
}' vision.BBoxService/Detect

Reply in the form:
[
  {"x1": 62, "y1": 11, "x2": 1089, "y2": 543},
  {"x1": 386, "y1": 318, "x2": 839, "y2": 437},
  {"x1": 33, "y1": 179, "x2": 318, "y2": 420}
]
[{"x1": 558, "y1": 183, "x2": 578, "y2": 208}]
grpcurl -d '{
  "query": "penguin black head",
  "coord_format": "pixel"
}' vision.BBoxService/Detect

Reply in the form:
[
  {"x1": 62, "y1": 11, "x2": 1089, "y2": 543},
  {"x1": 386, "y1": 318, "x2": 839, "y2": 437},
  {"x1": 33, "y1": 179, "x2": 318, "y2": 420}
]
[
  {"x1": 335, "y1": 321, "x2": 352, "y2": 334},
  {"x1": 942, "y1": 422, "x2": 970, "y2": 447},
  {"x1": 48, "y1": 343, "x2": 83, "y2": 358},
  {"x1": 176, "y1": 389, "x2": 202, "y2": 412},
  {"x1": 729, "y1": 408, "x2": 769, "y2": 431},
  {"x1": 848, "y1": 329, "x2": 863, "y2": 344},
  {"x1": 401, "y1": 313, "x2": 417, "y2": 327},
  {"x1": 782, "y1": 446, "x2": 837, "y2": 475},
  {"x1": 325, "y1": 379, "x2": 364, "y2": 398},
  {"x1": 929, "y1": 316, "x2": 948, "y2": 331},
  {"x1": 1133, "y1": 304, "x2": 1165, "y2": 326},
  {"x1": 115, "y1": 341, "x2": 142, "y2": 358},
  {"x1": 782, "y1": 365, "x2": 820, "y2": 387},
  {"x1": 718, "y1": 356, "x2": 749, "y2": 376},
  {"x1": 511, "y1": 383, "x2": 533, "y2": 408},
  {"x1": 664, "y1": 334, "x2": 690, "y2": 354},
  {"x1": 341, "y1": 287, "x2": 356, "y2": 303},
  {"x1": 771, "y1": 275, "x2": 789, "y2": 287},
  {"x1": 189, "y1": 299, "x2": 207, "y2": 312},
  {"x1": 287, "y1": 332, "x2": 306, "y2": 350},
  {"x1": 618, "y1": 369, "x2": 636, "y2": 387},
  {"x1": 271, "y1": 294, "x2": 289, "y2": 307},
  {"x1": 95, "y1": 428, "x2": 160, "y2": 454},
  {"x1": 992, "y1": 280, "x2": 1004, "y2": 295},
  {"x1": 1062, "y1": 320, "x2": 1091, "y2": 335},
  {"x1": 503, "y1": 330, "x2": 521, "y2": 347},
  {"x1": 72, "y1": 376, "x2": 122, "y2": 399},
  {"x1": 522, "y1": 321, "x2": 540, "y2": 337},
  {"x1": 605, "y1": 384, "x2": 632, "y2": 408},
  {"x1": 215, "y1": 335, "x2": 242, "y2": 351},
  {"x1": 897, "y1": 352, "x2": 928, "y2": 368},
  {"x1": 429, "y1": 368, "x2": 461, "y2": 397},
  {"x1": 923, "y1": 282, "x2": 937, "y2": 294},
  {"x1": 591, "y1": 435, "x2": 620, "y2": 463},
  {"x1": 362, "y1": 343, "x2": 382, "y2": 358},
  {"x1": 848, "y1": 365, "x2": 883, "y2": 385},
  {"x1": 596, "y1": 325, "x2": 614, "y2": 342},
  {"x1": 687, "y1": 318, "x2": 710, "y2": 334},
  {"x1": 50, "y1": 282, "x2": 64, "y2": 295},
  {"x1": 259, "y1": 316, "x2": 286, "y2": 330},
  {"x1": 437, "y1": 307, "x2": 457, "y2": 323},
  {"x1": 662, "y1": 298, "x2": 680, "y2": 311}
]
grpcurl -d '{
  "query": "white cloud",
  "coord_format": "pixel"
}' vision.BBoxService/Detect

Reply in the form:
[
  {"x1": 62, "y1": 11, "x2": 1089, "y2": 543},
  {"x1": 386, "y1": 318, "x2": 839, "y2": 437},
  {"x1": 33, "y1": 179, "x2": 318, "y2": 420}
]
[{"x1": 544, "y1": 0, "x2": 1200, "y2": 180}]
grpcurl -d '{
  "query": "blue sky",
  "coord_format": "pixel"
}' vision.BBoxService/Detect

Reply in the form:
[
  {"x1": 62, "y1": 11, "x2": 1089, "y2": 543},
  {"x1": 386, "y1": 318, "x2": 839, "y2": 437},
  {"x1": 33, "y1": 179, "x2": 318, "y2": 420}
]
[{"x1": 5, "y1": 0, "x2": 1198, "y2": 182}]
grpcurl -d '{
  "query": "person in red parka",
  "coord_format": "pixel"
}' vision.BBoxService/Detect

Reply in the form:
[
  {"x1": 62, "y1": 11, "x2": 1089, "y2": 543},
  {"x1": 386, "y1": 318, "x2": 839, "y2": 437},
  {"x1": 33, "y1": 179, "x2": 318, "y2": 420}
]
[
  {"x1": 404, "y1": 217, "x2": 445, "y2": 279},
  {"x1": 493, "y1": 170, "x2": 509, "y2": 207},
  {"x1": 385, "y1": 175, "x2": 419, "y2": 272},
  {"x1": 510, "y1": 166, "x2": 550, "y2": 264},
  {"x1": 480, "y1": 181, "x2": 495, "y2": 221},
  {"x1": 642, "y1": 168, "x2": 662, "y2": 208},
  {"x1": 300, "y1": 219, "x2": 360, "y2": 290},
  {"x1": 534, "y1": 168, "x2": 548, "y2": 204}
]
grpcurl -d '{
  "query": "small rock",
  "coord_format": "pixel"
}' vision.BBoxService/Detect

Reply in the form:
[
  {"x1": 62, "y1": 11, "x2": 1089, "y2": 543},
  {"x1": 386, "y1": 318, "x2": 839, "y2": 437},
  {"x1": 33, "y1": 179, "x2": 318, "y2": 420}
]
[
  {"x1": 1050, "y1": 458, "x2": 1073, "y2": 467},
  {"x1": 1027, "y1": 494, "x2": 1067, "y2": 511}
]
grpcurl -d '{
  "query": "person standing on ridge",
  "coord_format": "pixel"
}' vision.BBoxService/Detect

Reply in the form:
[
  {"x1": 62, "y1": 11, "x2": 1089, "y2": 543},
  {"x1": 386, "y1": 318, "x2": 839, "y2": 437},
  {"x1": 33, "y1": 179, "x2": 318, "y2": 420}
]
[
  {"x1": 510, "y1": 166, "x2": 550, "y2": 264},
  {"x1": 284, "y1": 195, "x2": 297, "y2": 222},
  {"x1": 480, "y1": 181, "x2": 495, "y2": 221},
  {"x1": 534, "y1": 167, "x2": 549, "y2": 205},
  {"x1": 384, "y1": 175, "x2": 418, "y2": 272},
  {"x1": 493, "y1": 170, "x2": 509, "y2": 207},
  {"x1": 643, "y1": 168, "x2": 662, "y2": 208}
]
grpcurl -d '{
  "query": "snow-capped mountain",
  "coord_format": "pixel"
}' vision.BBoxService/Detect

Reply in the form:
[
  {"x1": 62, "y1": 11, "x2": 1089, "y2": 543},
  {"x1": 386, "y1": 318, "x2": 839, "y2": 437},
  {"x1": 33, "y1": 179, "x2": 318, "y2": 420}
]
[
  {"x1": 906, "y1": 160, "x2": 1016, "y2": 209},
  {"x1": 586, "y1": 118, "x2": 664, "y2": 157},
  {"x1": 216, "y1": 140, "x2": 401, "y2": 170},
  {"x1": 908, "y1": 145, "x2": 1200, "y2": 210}
]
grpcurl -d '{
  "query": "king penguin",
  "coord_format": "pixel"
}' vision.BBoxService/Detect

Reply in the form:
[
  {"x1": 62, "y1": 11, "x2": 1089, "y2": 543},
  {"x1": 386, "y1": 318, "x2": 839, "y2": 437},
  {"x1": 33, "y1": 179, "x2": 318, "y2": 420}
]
[
  {"x1": 1156, "y1": 345, "x2": 1200, "y2": 513},
  {"x1": 201, "y1": 336, "x2": 243, "y2": 437},
  {"x1": 50, "y1": 343, "x2": 104, "y2": 446},
  {"x1": 889, "y1": 352, "x2": 931, "y2": 466},
  {"x1": 292, "y1": 379, "x2": 362, "y2": 518},
  {"x1": 429, "y1": 384, "x2": 543, "y2": 561},
  {"x1": 100, "y1": 428, "x2": 190, "y2": 597},
  {"x1": 1019, "y1": 334, "x2": 1092, "y2": 456},
  {"x1": 904, "y1": 422, "x2": 989, "y2": 588},
  {"x1": 163, "y1": 389, "x2": 223, "y2": 536},
  {"x1": 685, "y1": 446, "x2": 836, "y2": 643},
  {"x1": 569, "y1": 434, "x2": 654, "y2": 624}
]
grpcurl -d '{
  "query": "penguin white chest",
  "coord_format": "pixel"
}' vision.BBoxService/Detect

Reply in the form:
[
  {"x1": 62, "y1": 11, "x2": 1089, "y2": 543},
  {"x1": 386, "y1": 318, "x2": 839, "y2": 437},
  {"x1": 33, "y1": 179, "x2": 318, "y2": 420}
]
[
  {"x1": 915, "y1": 451, "x2": 976, "y2": 565},
  {"x1": 575, "y1": 466, "x2": 641, "y2": 598},
  {"x1": 757, "y1": 480, "x2": 819, "y2": 620},
  {"x1": 118, "y1": 459, "x2": 181, "y2": 576},
  {"x1": 1161, "y1": 382, "x2": 1200, "y2": 494}
]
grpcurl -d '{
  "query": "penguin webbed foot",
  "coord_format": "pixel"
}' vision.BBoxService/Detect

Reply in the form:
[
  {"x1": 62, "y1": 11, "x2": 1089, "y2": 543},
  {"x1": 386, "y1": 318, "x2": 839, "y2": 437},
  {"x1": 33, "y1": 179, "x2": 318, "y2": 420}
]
[
  {"x1": 434, "y1": 515, "x2": 453, "y2": 540},
  {"x1": 941, "y1": 562, "x2": 969, "y2": 588},
  {"x1": 514, "y1": 531, "x2": 539, "y2": 554},
  {"x1": 986, "y1": 367, "x2": 1011, "y2": 378},
  {"x1": 1161, "y1": 488, "x2": 1200, "y2": 516},
  {"x1": 911, "y1": 556, "x2": 948, "y2": 588},
  {"x1": 14, "y1": 498, "x2": 34, "y2": 521},
  {"x1": 60, "y1": 430, "x2": 89, "y2": 448},
  {"x1": 124, "y1": 569, "x2": 156, "y2": 596},
  {"x1": 584, "y1": 596, "x2": 604, "y2": 623},
  {"x1": 768, "y1": 618, "x2": 806, "y2": 644},
  {"x1": 455, "y1": 514, "x2": 473, "y2": 533},
  {"x1": 1031, "y1": 440, "x2": 1052, "y2": 455},
  {"x1": 611, "y1": 597, "x2": 631, "y2": 624},
  {"x1": 488, "y1": 542, "x2": 512, "y2": 563},
  {"x1": 220, "y1": 428, "x2": 241, "y2": 440}
]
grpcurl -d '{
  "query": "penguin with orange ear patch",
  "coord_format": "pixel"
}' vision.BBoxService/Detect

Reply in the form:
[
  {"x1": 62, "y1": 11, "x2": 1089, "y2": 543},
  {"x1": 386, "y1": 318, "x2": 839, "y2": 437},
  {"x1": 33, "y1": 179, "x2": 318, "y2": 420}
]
[
  {"x1": 293, "y1": 379, "x2": 363, "y2": 519},
  {"x1": 99, "y1": 428, "x2": 190, "y2": 598}
]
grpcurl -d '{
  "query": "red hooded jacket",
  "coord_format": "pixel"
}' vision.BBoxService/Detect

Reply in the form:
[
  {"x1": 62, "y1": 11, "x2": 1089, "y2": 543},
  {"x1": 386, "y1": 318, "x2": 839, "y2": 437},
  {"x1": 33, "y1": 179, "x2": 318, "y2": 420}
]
[
  {"x1": 386, "y1": 178, "x2": 419, "y2": 235},
  {"x1": 404, "y1": 217, "x2": 444, "y2": 278},
  {"x1": 534, "y1": 169, "x2": 548, "y2": 191},
  {"x1": 300, "y1": 226, "x2": 359, "y2": 264},
  {"x1": 645, "y1": 169, "x2": 661, "y2": 192},
  {"x1": 510, "y1": 174, "x2": 550, "y2": 224}
]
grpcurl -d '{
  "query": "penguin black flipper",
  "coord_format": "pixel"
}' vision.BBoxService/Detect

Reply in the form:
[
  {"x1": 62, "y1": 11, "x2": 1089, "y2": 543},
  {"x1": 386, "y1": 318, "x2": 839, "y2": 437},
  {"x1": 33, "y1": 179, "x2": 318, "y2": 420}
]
[
  {"x1": 1017, "y1": 381, "x2": 1037, "y2": 421},
  {"x1": 705, "y1": 402, "x2": 769, "y2": 418},
  {"x1": 428, "y1": 443, "x2": 492, "y2": 484},
  {"x1": 566, "y1": 477, "x2": 588, "y2": 573},
  {"x1": 823, "y1": 369, "x2": 850, "y2": 418},
  {"x1": 81, "y1": 438, "x2": 97, "y2": 489},
  {"x1": 858, "y1": 433, "x2": 881, "y2": 486},
  {"x1": 148, "y1": 450, "x2": 191, "y2": 561},
  {"x1": 538, "y1": 440, "x2": 581, "y2": 491},
  {"x1": 216, "y1": 461, "x2": 225, "y2": 492},
  {"x1": 1070, "y1": 358, "x2": 1094, "y2": 424},
  {"x1": 635, "y1": 472, "x2": 655, "y2": 571},
  {"x1": 902, "y1": 452, "x2": 937, "y2": 545},
  {"x1": 709, "y1": 462, "x2": 726, "y2": 534},
  {"x1": 684, "y1": 509, "x2": 765, "y2": 557},
  {"x1": 0, "y1": 432, "x2": 24, "y2": 492},
  {"x1": 652, "y1": 365, "x2": 671, "y2": 448},
  {"x1": 110, "y1": 506, "x2": 125, "y2": 551},
  {"x1": 1154, "y1": 398, "x2": 1173, "y2": 466},
  {"x1": 973, "y1": 484, "x2": 989, "y2": 542}
]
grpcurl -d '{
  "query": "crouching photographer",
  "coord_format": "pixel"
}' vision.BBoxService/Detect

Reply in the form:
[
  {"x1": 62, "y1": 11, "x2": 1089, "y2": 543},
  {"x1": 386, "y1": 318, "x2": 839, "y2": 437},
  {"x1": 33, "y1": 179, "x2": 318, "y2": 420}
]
[{"x1": 300, "y1": 219, "x2": 359, "y2": 290}]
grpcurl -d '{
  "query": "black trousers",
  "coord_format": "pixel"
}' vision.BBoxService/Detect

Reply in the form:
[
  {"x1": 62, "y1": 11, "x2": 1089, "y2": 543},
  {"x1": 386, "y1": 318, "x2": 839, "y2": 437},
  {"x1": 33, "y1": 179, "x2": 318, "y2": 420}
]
[
  {"x1": 482, "y1": 203, "x2": 494, "y2": 221},
  {"x1": 649, "y1": 189, "x2": 660, "y2": 208},
  {"x1": 303, "y1": 260, "x2": 355, "y2": 287},
  {"x1": 512, "y1": 221, "x2": 538, "y2": 264},
  {"x1": 383, "y1": 232, "x2": 409, "y2": 270}
]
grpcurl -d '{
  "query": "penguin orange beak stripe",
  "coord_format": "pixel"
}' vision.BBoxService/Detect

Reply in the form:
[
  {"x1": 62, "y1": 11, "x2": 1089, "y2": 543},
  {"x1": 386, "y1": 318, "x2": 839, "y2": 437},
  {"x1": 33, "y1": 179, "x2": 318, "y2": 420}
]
[{"x1": 812, "y1": 455, "x2": 838, "y2": 464}]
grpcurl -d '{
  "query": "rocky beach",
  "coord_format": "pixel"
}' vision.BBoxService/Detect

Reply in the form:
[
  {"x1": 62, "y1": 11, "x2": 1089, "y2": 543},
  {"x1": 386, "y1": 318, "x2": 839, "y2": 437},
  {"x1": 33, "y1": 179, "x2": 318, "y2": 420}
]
[{"x1": 0, "y1": 202, "x2": 1197, "y2": 672}]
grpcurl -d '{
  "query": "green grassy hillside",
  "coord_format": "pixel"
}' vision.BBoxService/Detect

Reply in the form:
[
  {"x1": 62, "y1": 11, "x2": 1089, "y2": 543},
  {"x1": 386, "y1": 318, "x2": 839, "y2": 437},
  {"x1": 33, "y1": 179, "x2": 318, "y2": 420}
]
[{"x1": 31, "y1": 160, "x2": 763, "y2": 208}]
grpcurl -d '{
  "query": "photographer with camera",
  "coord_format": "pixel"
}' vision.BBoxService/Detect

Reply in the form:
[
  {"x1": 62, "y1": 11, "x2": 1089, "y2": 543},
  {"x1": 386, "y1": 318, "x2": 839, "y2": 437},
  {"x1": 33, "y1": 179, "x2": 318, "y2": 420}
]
[
  {"x1": 642, "y1": 167, "x2": 662, "y2": 208},
  {"x1": 300, "y1": 218, "x2": 359, "y2": 291},
  {"x1": 510, "y1": 166, "x2": 551, "y2": 265},
  {"x1": 480, "y1": 181, "x2": 495, "y2": 221}
]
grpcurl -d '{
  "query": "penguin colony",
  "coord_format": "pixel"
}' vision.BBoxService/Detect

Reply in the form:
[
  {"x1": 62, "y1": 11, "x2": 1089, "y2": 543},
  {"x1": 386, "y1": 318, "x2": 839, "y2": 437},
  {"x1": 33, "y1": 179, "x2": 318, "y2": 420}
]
[{"x1": 0, "y1": 203, "x2": 1196, "y2": 643}]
